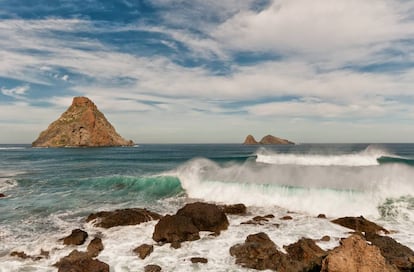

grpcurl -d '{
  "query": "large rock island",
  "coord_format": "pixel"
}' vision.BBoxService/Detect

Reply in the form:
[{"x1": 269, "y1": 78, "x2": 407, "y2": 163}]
[
  {"x1": 32, "y1": 97, "x2": 134, "y2": 147},
  {"x1": 243, "y1": 134, "x2": 294, "y2": 145}
]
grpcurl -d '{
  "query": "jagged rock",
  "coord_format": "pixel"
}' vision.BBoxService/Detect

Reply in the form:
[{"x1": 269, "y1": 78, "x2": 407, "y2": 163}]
[
  {"x1": 62, "y1": 229, "x2": 88, "y2": 246},
  {"x1": 259, "y1": 135, "x2": 294, "y2": 145},
  {"x1": 0, "y1": 193, "x2": 5, "y2": 198},
  {"x1": 241, "y1": 215, "x2": 272, "y2": 225},
  {"x1": 218, "y1": 203, "x2": 247, "y2": 215},
  {"x1": 317, "y1": 214, "x2": 327, "y2": 219},
  {"x1": 144, "y1": 264, "x2": 162, "y2": 272},
  {"x1": 54, "y1": 250, "x2": 109, "y2": 272},
  {"x1": 243, "y1": 135, "x2": 259, "y2": 145},
  {"x1": 176, "y1": 202, "x2": 229, "y2": 234},
  {"x1": 10, "y1": 251, "x2": 31, "y2": 260},
  {"x1": 321, "y1": 235, "x2": 398, "y2": 272},
  {"x1": 86, "y1": 208, "x2": 161, "y2": 228},
  {"x1": 280, "y1": 215, "x2": 293, "y2": 220},
  {"x1": 365, "y1": 232, "x2": 414, "y2": 271},
  {"x1": 152, "y1": 214, "x2": 200, "y2": 247},
  {"x1": 133, "y1": 244, "x2": 154, "y2": 259},
  {"x1": 10, "y1": 250, "x2": 48, "y2": 261},
  {"x1": 32, "y1": 96, "x2": 134, "y2": 147},
  {"x1": 331, "y1": 216, "x2": 389, "y2": 234},
  {"x1": 190, "y1": 257, "x2": 208, "y2": 264},
  {"x1": 283, "y1": 238, "x2": 327, "y2": 271},
  {"x1": 87, "y1": 237, "x2": 104, "y2": 257}
]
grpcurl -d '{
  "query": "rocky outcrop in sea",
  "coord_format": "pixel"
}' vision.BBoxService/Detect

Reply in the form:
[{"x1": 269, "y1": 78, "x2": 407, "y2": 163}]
[{"x1": 243, "y1": 134, "x2": 294, "y2": 145}]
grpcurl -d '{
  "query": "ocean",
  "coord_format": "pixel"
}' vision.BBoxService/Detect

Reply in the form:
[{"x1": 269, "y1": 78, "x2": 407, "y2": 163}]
[{"x1": 0, "y1": 143, "x2": 413, "y2": 271}]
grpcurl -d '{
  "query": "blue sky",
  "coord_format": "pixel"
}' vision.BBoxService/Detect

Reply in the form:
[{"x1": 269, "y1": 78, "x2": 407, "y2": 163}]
[{"x1": 1, "y1": 0, "x2": 414, "y2": 143}]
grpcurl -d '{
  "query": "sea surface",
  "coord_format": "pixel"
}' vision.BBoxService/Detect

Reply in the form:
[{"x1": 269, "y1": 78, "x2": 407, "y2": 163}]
[{"x1": 0, "y1": 143, "x2": 413, "y2": 271}]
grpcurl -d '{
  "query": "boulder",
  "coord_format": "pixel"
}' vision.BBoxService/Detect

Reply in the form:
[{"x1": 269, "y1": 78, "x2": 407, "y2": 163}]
[
  {"x1": 280, "y1": 215, "x2": 293, "y2": 220},
  {"x1": 62, "y1": 229, "x2": 88, "y2": 246},
  {"x1": 0, "y1": 193, "x2": 5, "y2": 198},
  {"x1": 32, "y1": 96, "x2": 134, "y2": 147},
  {"x1": 133, "y1": 244, "x2": 154, "y2": 259},
  {"x1": 152, "y1": 214, "x2": 200, "y2": 247},
  {"x1": 86, "y1": 208, "x2": 161, "y2": 228},
  {"x1": 317, "y1": 214, "x2": 327, "y2": 219},
  {"x1": 191, "y1": 257, "x2": 208, "y2": 264},
  {"x1": 218, "y1": 203, "x2": 247, "y2": 215},
  {"x1": 54, "y1": 250, "x2": 109, "y2": 272},
  {"x1": 176, "y1": 202, "x2": 229, "y2": 234},
  {"x1": 365, "y1": 232, "x2": 414, "y2": 271},
  {"x1": 87, "y1": 237, "x2": 104, "y2": 257},
  {"x1": 321, "y1": 235, "x2": 398, "y2": 272},
  {"x1": 144, "y1": 264, "x2": 162, "y2": 272},
  {"x1": 283, "y1": 238, "x2": 327, "y2": 272},
  {"x1": 331, "y1": 216, "x2": 389, "y2": 234}
]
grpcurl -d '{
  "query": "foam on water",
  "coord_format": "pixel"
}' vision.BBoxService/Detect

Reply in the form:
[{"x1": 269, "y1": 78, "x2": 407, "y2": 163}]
[{"x1": 256, "y1": 145, "x2": 391, "y2": 166}]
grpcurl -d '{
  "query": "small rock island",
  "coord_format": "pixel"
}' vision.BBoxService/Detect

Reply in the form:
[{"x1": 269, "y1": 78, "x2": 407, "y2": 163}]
[
  {"x1": 243, "y1": 134, "x2": 294, "y2": 145},
  {"x1": 32, "y1": 97, "x2": 134, "y2": 147}
]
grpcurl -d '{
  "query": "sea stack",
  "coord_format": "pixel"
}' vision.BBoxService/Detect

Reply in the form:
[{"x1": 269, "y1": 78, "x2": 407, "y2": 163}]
[
  {"x1": 32, "y1": 97, "x2": 134, "y2": 147},
  {"x1": 243, "y1": 134, "x2": 294, "y2": 145}
]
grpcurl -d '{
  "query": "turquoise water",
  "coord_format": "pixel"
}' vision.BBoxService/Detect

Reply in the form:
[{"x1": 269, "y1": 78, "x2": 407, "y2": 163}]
[{"x1": 0, "y1": 144, "x2": 413, "y2": 270}]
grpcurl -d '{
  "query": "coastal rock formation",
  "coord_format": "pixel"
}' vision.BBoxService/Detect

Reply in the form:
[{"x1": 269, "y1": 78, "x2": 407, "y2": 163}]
[
  {"x1": 87, "y1": 238, "x2": 104, "y2": 257},
  {"x1": 62, "y1": 229, "x2": 88, "y2": 246},
  {"x1": 243, "y1": 135, "x2": 259, "y2": 145},
  {"x1": 331, "y1": 216, "x2": 389, "y2": 234},
  {"x1": 144, "y1": 264, "x2": 162, "y2": 272},
  {"x1": 86, "y1": 208, "x2": 161, "y2": 228},
  {"x1": 243, "y1": 134, "x2": 294, "y2": 145},
  {"x1": 283, "y1": 238, "x2": 327, "y2": 271},
  {"x1": 219, "y1": 203, "x2": 247, "y2": 215},
  {"x1": 32, "y1": 96, "x2": 134, "y2": 147},
  {"x1": 0, "y1": 193, "x2": 5, "y2": 198},
  {"x1": 133, "y1": 244, "x2": 154, "y2": 259},
  {"x1": 54, "y1": 250, "x2": 109, "y2": 272},
  {"x1": 321, "y1": 235, "x2": 397, "y2": 272}
]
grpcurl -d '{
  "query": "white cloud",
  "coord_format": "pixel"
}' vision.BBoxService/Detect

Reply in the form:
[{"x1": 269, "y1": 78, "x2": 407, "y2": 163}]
[
  {"x1": 61, "y1": 75, "x2": 69, "y2": 81},
  {"x1": 1, "y1": 85, "x2": 30, "y2": 99}
]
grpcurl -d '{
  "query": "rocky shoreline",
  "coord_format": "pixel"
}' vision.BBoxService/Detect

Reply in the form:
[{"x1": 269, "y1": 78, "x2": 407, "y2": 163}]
[{"x1": 7, "y1": 202, "x2": 414, "y2": 271}]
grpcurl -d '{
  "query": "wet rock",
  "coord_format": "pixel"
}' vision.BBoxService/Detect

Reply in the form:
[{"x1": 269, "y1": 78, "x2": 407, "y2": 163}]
[
  {"x1": 144, "y1": 264, "x2": 162, "y2": 272},
  {"x1": 152, "y1": 214, "x2": 200, "y2": 247},
  {"x1": 230, "y1": 232, "x2": 293, "y2": 271},
  {"x1": 133, "y1": 244, "x2": 153, "y2": 259},
  {"x1": 10, "y1": 250, "x2": 49, "y2": 261},
  {"x1": 241, "y1": 215, "x2": 273, "y2": 225},
  {"x1": 87, "y1": 237, "x2": 104, "y2": 257},
  {"x1": 54, "y1": 249, "x2": 109, "y2": 272},
  {"x1": 321, "y1": 234, "x2": 398, "y2": 272},
  {"x1": 319, "y1": 235, "x2": 331, "y2": 242},
  {"x1": 0, "y1": 193, "x2": 5, "y2": 198},
  {"x1": 365, "y1": 232, "x2": 414, "y2": 271},
  {"x1": 176, "y1": 202, "x2": 229, "y2": 234},
  {"x1": 10, "y1": 251, "x2": 31, "y2": 260},
  {"x1": 191, "y1": 257, "x2": 208, "y2": 264},
  {"x1": 331, "y1": 216, "x2": 389, "y2": 234},
  {"x1": 317, "y1": 214, "x2": 327, "y2": 219},
  {"x1": 63, "y1": 229, "x2": 88, "y2": 246},
  {"x1": 284, "y1": 237, "x2": 327, "y2": 271},
  {"x1": 86, "y1": 208, "x2": 161, "y2": 228},
  {"x1": 219, "y1": 203, "x2": 247, "y2": 215},
  {"x1": 280, "y1": 215, "x2": 293, "y2": 220}
]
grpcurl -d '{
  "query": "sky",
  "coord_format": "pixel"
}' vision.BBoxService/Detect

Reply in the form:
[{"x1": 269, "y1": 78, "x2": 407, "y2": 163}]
[{"x1": 1, "y1": 0, "x2": 414, "y2": 143}]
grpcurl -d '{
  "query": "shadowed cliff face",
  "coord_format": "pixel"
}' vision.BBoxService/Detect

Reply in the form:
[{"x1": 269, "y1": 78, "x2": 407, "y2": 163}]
[{"x1": 32, "y1": 97, "x2": 134, "y2": 147}]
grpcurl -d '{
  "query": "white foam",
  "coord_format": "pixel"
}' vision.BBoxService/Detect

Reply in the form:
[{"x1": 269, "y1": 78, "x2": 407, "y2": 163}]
[
  {"x1": 256, "y1": 146, "x2": 390, "y2": 166},
  {"x1": 0, "y1": 147, "x2": 25, "y2": 150},
  {"x1": 0, "y1": 178, "x2": 18, "y2": 192}
]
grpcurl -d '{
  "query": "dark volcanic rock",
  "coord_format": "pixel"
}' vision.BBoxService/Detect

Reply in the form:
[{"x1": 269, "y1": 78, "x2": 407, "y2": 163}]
[
  {"x1": 152, "y1": 214, "x2": 200, "y2": 247},
  {"x1": 365, "y1": 232, "x2": 414, "y2": 271},
  {"x1": 321, "y1": 235, "x2": 397, "y2": 272},
  {"x1": 284, "y1": 238, "x2": 327, "y2": 272},
  {"x1": 0, "y1": 193, "x2": 5, "y2": 198},
  {"x1": 331, "y1": 216, "x2": 389, "y2": 234},
  {"x1": 86, "y1": 208, "x2": 161, "y2": 228},
  {"x1": 144, "y1": 264, "x2": 162, "y2": 272},
  {"x1": 87, "y1": 237, "x2": 104, "y2": 257},
  {"x1": 32, "y1": 96, "x2": 134, "y2": 147},
  {"x1": 219, "y1": 203, "x2": 247, "y2": 215},
  {"x1": 63, "y1": 229, "x2": 88, "y2": 246},
  {"x1": 54, "y1": 250, "x2": 109, "y2": 272},
  {"x1": 176, "y1": 202, "x2": 229, "y2": 234},
  {"x1": 133, "y1": 244, "x2": 154, "y2": 259},
  {"x1": 191, "y1": 257, "x2": 208, "y2": 264}
]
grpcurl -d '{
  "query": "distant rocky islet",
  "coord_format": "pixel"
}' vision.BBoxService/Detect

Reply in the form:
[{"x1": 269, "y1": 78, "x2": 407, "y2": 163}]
[
  {"x1": 32, "y1": 96, "x2": 133, "y2": 147},
  {"x1": 243, "y1": 134, "x2": 294, "y2": 145}
]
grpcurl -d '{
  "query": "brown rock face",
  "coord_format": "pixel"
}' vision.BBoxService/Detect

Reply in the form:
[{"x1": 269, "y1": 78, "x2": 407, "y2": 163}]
[
  {"x1": 243, "y1": 135, "x2": 259, "y2": 145},
  {"x1": 283, "y1": 238, "x2": 327, "y2": 272},
  {"x1": 190, "y1": 257, "x2": 208, "y2": 264},
  {"x1": 331, "y1": 216, "x2": 389, "y2": 234},
  {"x1": 176, "y1": 202, "x2": 229, "y2": 234},
  {"x1": 218, "y1": 203, "x2": 247, "y2": 215},
  {"x1": 32, "y1": 96, "x2": 134, "y2": 147},
  {"x1": 87, "y1": 237, "x2": 104, "y2": 257},
  {"x1": 259, "y1": 135, "x2": 294, "y2": 145},
  {"x1": 321, "y1": 235, "x2": 398, "y2": 272},
  {"x1": 144, "y1": 264, "x2": 162, "y2": 272},
  {"x1": 54, "y1": 250, "x2": 109, "y2": 272},
  {"x1": 62, "y1": 229, "x2": 88, "y2": 246},
  {"x1": 133, "y1": 244, "x2": 154, "y2": 259},
  {"x1": 86, "y1": 208, "x2": 161, "y2": 228},
  {"x1": 152, "y1": 214, "x2": 200, "y2": 247}
]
